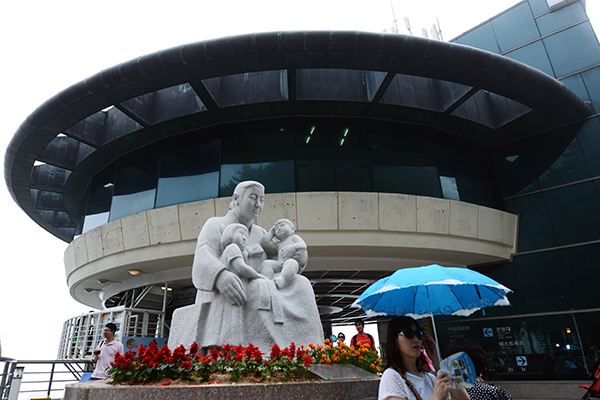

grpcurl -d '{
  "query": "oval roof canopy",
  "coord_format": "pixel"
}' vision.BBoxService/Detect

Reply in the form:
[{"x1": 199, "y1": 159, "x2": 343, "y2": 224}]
[{"x1": 4, "y1": 31, "x2": 591, "y2": 241}]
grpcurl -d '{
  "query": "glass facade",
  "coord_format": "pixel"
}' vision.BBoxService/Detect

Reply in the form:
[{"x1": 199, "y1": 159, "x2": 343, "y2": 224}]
[
  {"x1": 440, "y1": 0, "x2": 600, "y2": 381},
  {"x1": 80, "y1": 117, "x2": 497, "y2": 231}
]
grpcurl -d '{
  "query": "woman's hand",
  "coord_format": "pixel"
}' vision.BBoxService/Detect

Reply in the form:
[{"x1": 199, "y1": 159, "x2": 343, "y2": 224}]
[{"x1": 430, "y1": 371, "x2": 453, "y2": 400}]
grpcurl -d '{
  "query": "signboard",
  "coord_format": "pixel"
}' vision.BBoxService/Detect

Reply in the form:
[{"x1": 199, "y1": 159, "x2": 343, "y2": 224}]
[
  {"x1": 516, "y1": 356, "x2": 528, "y2": 367},
  {"x1": 174, "y1": 288, "x2": 197, "y2": 306},
  {"x1": 122, "y1": 337, "x2": 168, "y2": 353}
]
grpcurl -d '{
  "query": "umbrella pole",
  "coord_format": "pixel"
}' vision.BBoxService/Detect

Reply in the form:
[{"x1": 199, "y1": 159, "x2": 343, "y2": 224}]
[
  {"x1": 425, "y1": 285, "x2": 443, "y2": 369},
  {"x1": 430, "y1": 314, "x2": 442, "y2": 369}
]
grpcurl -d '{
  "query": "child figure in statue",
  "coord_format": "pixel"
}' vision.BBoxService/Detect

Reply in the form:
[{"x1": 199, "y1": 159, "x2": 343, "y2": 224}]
[
  {"x1": 221, "y1": 223, "x2": 267, "y2": 281},
  {"x1": 260, "y1": 219, "x2": 308, "y2": 289}
]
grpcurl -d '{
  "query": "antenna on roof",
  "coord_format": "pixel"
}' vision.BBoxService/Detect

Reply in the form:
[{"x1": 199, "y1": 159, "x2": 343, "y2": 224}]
[
  {"x1": 404, "y1": 16, "x2": 412, "y2": 35},
  {"x1": 436, "y1": 18, "x2": 444, "y2": 41},
  {"x1": 390, "y1": 0, "x2": 400, "y2": 33}
]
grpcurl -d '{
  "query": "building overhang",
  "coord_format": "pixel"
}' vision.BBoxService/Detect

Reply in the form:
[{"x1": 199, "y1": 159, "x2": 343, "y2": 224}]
[{"x1": 4, "y1": 31, "x2": 590, "y2": 242}]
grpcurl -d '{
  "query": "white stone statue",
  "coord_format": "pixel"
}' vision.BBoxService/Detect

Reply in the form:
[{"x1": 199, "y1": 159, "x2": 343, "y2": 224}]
[
  {"x1": 168, "y1": 181, "x2": 324, "y2": 352},
  {"x1": 259, "y1": 219, "x2": 308, "y2": 290}
]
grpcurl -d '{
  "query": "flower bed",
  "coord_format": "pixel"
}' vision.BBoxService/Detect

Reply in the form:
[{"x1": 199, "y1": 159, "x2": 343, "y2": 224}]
[{"x1": 108, "y1": 338, "x2": 380, "y2": 385}]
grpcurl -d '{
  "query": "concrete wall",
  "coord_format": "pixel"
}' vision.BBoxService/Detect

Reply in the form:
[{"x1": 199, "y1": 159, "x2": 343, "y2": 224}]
[{"x1": 65, "y1": 192, "x2": 518, "y2": 309}]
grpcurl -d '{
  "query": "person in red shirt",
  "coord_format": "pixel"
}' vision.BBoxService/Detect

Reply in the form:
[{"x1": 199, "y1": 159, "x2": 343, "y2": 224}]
[{"x1": 350, "y1": 319, "x2": 375, "y2": 350}]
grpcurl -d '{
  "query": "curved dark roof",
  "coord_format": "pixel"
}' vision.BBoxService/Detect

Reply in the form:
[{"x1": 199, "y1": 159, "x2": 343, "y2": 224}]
[{"x1": 4, "y1": 31, "x2": 591, "y2": 241}]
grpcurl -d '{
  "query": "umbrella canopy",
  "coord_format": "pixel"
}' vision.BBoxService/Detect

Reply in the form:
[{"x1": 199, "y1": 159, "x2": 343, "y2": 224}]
[{"x1": 352, "y1": 264, "x2": 512, "y2": 319}]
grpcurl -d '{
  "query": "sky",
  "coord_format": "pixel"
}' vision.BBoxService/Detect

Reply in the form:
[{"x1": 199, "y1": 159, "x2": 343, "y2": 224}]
[{"x1": 1, "y1": 0, "x2": 599, "y2": 361}]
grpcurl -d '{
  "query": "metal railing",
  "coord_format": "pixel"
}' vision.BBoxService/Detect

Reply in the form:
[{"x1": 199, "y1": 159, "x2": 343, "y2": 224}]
[
  {"x1": 0, "y1": 358, "x2": 93, "y2": 400},
  {"x1": 0, "y1": 358, "x2": 18, "y2": 400}
]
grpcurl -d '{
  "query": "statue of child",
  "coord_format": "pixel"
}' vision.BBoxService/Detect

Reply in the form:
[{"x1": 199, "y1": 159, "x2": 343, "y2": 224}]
[
  {"x1": 260, "y1": 219, "x2": 308, "y2": 289},
  {"x1": 221, "y1": 223, "x2": 268, "y2": 281}
]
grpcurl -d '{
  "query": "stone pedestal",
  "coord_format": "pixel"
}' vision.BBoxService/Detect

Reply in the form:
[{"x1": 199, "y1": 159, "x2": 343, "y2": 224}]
[{"x1": 64, "y1": 378, "x2": 380, "y2": 400}]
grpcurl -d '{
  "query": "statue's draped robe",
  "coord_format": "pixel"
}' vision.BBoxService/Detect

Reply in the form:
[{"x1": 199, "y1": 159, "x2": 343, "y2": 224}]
[{"x1": 192, "y1": 211, "x2": 323, "y2": 351}]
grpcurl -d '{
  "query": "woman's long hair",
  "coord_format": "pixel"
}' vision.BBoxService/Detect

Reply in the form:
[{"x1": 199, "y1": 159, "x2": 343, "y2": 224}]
[{"x1": 384, "y1": 316, "x2": 429, "y2": 373}]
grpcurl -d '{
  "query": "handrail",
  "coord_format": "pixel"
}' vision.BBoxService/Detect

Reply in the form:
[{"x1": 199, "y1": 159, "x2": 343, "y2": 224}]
[
  {"x1": 0, "y1": 358, "x2": 17, "y2": 400},
  {"x1": 1, "y1": 359, "x2": 94, "y2": 400}
]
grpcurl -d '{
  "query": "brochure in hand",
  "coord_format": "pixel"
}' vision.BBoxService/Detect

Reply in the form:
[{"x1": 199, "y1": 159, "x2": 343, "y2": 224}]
[{"x1": 439, "y1": 351, "x2": 477, "y2": 389}]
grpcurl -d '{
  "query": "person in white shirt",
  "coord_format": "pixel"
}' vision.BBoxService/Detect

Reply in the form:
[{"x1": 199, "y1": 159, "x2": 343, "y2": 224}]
[
  {"x1": 91, "y1": 323, "x2": 124, "y2": 380},
  {"x1": 378, "y1": 316, "x2": 469, "y2": 400}
]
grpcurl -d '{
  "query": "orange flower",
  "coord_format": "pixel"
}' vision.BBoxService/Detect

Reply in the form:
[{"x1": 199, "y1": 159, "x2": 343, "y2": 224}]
[
  {"x1": 320, "y1": 359, "x2": 325, "y2": 363},
  {"x1": 325, "y1": 345, "x2": 331, "y2": 351},
  {"x1": 325, "y1": 358, "x2": 331, "y2": 364},
  {"x1": 317, "y1": 344, "x2": 323, "y2": 350},
  {"x1": 309, "y1": 343, "x2": 316, "y2": 349},
  {"x1": 376, "y1": 359, "x2": 381, "y2": 363},
  {"x1": 376, "y1": 366, "x2": 381, "y2": 372},
  {"x1": 370, "y1": 363, "x2": 375, "y2": 369},
  {"x1": 325, "y1": 338, "x2": 331, "y2": 344}
]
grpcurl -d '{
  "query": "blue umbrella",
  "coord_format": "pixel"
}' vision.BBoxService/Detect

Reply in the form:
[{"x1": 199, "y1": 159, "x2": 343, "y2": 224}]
[
  {"x1": 352, "y1": 264, "x2": 511, "y2": 318},
  {"x1": 351, "y1": 264, "x2": 512, "y2": 355}
]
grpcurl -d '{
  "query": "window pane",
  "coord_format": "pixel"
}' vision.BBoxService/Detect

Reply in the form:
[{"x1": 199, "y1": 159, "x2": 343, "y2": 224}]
[
  {"x1": 109, "y1": 144, "x2": 159, "y2": 221},
  {"x1": 492, "y1": 3, "x2": 539, "y2": 52},
  {"x1": 220, "y1": 161, "x2": 294, "y2": 196},
  {"x1": 156, "y1": 137, "x2": 221, "y2": 208},
  {"x1": 544, "y1": 23, "x2": 600, "y2": 77},
  {"x1": 544, "y1": 182, "x2": 600, "y2": 246},
  {"x1": 505, "y1": 41, "x2": 555, "y2": 77},
  {"x1": 454, "y1": 23, "x2": 499, "y2": 53},
  {"x1": 517, "y1": 208, "x2": 558, "y2": 251},
  {"x1": 536, "y1": 1, "x2": 587, "y2": 36}
]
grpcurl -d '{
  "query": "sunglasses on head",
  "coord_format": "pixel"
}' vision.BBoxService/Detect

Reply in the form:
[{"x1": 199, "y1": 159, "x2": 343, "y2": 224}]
[{"x1": 398, "y1": 327, "x2": 425, "y2": 340}]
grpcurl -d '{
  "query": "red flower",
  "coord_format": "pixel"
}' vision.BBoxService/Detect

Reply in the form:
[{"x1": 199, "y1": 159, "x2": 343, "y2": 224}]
[
  {"x1": 303, "y1": 355, "x2": 313, "y2": 368},
  {"x1": 270, "y1": 344, "x2": 281, "y2": 359},
  {"x1": 172, "y1": 345, "x2": 186, "y2": 362},
  {"x1": 180, "y1": 361, "x2": 192, "y2": 370},
  {"x1": 189, "y1": 342, "x2": 199, "y2": 356}
]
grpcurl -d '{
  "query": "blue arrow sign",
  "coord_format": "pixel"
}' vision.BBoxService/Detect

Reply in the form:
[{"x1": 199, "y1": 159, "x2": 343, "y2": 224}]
[{"x1": 516, "y1": 356, "x2": 528, "y2": 366}]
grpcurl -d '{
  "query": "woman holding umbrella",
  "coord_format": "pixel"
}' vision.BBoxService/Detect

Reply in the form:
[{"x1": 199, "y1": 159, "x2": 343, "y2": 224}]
[{"x1": 379, "y1": 316, "x2": 469, "y2": 400}]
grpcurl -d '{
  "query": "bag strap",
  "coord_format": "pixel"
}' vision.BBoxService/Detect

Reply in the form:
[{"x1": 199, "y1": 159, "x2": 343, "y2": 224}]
[{"x1": 396, "y1": 369, "x2": 424, "y2": 400}]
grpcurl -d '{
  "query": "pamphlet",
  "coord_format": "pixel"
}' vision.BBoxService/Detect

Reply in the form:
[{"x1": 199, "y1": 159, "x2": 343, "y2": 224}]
[{"x1": 439, "y1": 351, "x2": 477, "y2": 389}]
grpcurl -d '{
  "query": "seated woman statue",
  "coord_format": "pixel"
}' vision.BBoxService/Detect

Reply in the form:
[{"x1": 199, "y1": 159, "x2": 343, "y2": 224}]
[{"x1": 192, "y1": 181, "x2": 323, "y2": 351}]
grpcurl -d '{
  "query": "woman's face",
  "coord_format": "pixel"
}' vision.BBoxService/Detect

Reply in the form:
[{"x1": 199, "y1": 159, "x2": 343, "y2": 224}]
[
  {"x1": 396, "y1": 324, "x2": 423, "y2": 362},
  {"x1": 236, "y1": 186, "x2": 265, "y2": 220}
]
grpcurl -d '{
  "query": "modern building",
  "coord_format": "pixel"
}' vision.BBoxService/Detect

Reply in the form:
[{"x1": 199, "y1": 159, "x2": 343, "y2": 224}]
[{"x1": 5, "y1": 0, "x2": 600, "y2": 379}]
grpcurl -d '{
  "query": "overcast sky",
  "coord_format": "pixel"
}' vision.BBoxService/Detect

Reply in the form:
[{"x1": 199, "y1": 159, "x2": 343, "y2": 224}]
[{"x1": 1, "y1": 0, "x2": 598, "y2": 361}]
